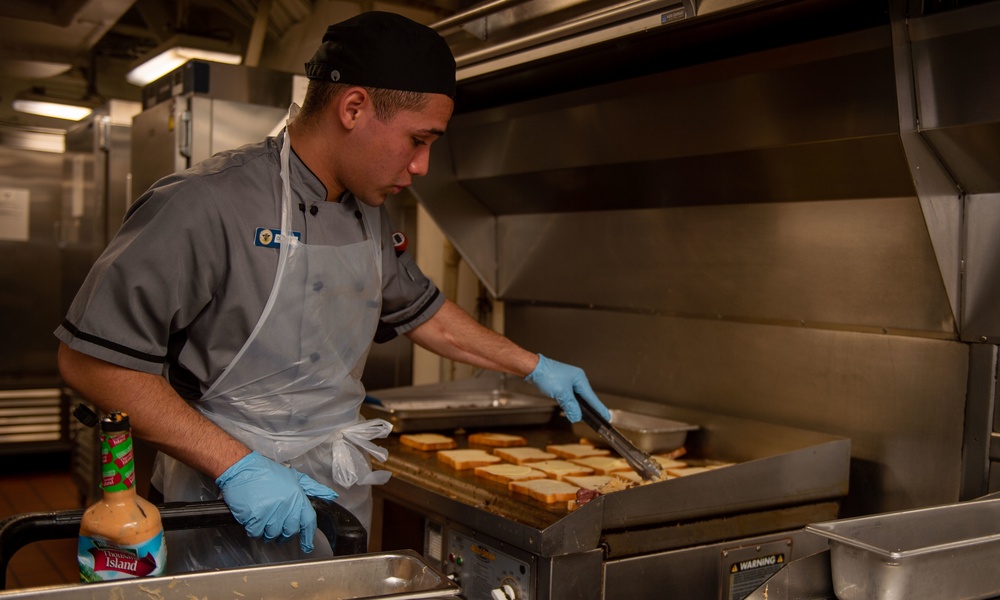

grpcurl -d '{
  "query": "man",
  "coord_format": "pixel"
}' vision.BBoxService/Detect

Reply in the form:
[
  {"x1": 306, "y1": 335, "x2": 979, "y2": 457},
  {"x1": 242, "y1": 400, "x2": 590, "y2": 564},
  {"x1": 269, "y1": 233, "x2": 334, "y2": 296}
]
[{"x1": 56, "y1": 11, "x2": 609, "y2": 570}]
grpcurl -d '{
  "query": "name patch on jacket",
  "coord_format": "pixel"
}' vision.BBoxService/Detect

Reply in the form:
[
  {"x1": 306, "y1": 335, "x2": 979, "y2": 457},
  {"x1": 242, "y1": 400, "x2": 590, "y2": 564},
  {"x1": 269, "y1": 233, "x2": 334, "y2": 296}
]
[{"x1": 254, "y1": 227, "x2": 301, "y2": 248}]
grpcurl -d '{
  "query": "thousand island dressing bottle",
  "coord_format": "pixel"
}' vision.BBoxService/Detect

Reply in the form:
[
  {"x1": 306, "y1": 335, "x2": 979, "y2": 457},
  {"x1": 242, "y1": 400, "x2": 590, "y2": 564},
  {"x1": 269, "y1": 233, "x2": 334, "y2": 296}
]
[{"x1": 78, "y1": 411, "x2": 166, "y2": 582}]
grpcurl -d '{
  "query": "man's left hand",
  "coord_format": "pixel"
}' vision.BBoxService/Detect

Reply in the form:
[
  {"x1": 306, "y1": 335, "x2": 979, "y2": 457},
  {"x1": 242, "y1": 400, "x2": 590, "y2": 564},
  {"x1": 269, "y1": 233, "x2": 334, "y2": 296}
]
[{"x1": 525, "y1": 354, "x2": 611, "y2": 423}]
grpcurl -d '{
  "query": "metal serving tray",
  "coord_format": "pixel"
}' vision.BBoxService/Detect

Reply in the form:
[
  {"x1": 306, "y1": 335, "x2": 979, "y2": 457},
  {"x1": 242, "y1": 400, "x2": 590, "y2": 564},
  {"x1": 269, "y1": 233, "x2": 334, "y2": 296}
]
[
  {"x1": 806, "y1": 498, "x2": 1000, "y2": 600},
  {"x1": 362, "y1": 392, "x2": 555, "y2": 432},
  {"x1": 572, "y1": 408, "x2": 698, "y2": 453},
  {"x1": 0, "y1": 550, "x2": 461, "y2": 599}
]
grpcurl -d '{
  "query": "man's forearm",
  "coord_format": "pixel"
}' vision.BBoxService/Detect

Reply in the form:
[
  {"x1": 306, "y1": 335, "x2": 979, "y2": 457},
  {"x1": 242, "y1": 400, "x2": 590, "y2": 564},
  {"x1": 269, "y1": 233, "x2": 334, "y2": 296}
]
[
  {"x1": 58, "y1": 343, "x2": 250, "y2": 480},
  {"x1": 404, "y1": 299, "x2": 540, "y2": 377}
]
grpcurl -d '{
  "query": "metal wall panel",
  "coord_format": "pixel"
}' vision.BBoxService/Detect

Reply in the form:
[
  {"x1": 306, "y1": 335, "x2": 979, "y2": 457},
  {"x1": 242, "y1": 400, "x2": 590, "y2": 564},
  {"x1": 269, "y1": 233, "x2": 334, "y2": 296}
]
[
  {"x1": 962, "y1": 343, "x2": 997, "y2": 499},
  {"x1": 0, "y1": 141, "x2": 64, "y2": 384},
  {"x1": 498, "y1": 198, "x2": 955, "y2": 335},
  {"x1": 904, "y1": 3, "x2": 1000, "y2": 342},
  {"x1": 504, "y1": 304, "x2": 968, "y2": 515},
  {"x1": 963, "y1": 193, "x2": 1000, "y2": 341},
  {"x1": 910, "y1": 3, "x2": 1000, "y2": 194}
]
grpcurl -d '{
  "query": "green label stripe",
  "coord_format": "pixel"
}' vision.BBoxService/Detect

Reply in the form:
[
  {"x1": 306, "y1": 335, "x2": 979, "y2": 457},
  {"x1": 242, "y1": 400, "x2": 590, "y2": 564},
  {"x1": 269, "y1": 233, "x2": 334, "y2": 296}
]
[{"x1": 101, "y1": 433, "x2": 135, "y2": 491}]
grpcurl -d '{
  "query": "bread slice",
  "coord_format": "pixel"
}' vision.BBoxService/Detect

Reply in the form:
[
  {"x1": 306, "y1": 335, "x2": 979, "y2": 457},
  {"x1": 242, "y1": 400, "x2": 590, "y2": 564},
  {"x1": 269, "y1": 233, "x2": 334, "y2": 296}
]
[
  {"x1": 474, "y1": 463, "x2": 547, "y2": 485},
  {"x1": 467, "y1": 432, "x2": 528, "y2": 447},
  {"x1": 400, "y1": 433, "x2": 457, "y2": 451},
  {"x1": 569, "y1": 456, "x2": 632, "y2": 474},
  {"x1": 563, "y1": 475, "x2": 614, "y2": 490},
  {"x1": 613, "y1": 470, "x2": 643, "y2": 484},
  {"x1": 658, "y1": 446, "x2": 687, "y2": 460},
  {"x1": 613, "y1": 470, "x2": 674, "y2": 484},
  {"x1": 666, "y1": 466, "x2": 712, "y2": 477},
  {"x1": 530, "y1": 460, "x2": 594, "y2": 481},
  {"x1": 546, "y1": 443, "x2": 610, "y2": 459},
  {"x1": 510, "y1": 479, "x2": 580, "y2": 504},
  {"x1": 651, "y1": 456, "x2": 687, "y2": 470},
  {"x1": 437, "y1": 449, "x2": 502, "y2": 470},
  {"x1": 494, "y1": 447, "x2": 556, "y2": 464}
]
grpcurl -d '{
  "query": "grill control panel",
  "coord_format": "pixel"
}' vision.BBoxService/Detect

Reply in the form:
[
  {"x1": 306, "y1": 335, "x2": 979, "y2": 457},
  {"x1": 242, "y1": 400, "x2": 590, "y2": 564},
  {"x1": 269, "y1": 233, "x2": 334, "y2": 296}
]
[{"x1": 443, "y1": 529, "x2": 532, "y2": 600}]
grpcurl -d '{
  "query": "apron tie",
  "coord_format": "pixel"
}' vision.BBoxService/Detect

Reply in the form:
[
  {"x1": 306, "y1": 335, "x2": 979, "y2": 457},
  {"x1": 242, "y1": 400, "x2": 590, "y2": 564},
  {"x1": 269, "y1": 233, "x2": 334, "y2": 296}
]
[{"x1": 329, "y1": 418, "x2": 393, "y2": 487}]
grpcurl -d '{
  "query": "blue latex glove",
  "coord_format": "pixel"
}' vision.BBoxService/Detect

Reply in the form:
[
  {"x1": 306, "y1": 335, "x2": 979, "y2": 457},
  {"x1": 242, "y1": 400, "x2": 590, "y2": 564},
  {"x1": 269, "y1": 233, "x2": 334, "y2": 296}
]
[
  {"x1": 216, "y1": 451, "x2": 338, "y2": 553},
  {"x1": 525, "y1": 354, "x2": 611, "y2": 423}
]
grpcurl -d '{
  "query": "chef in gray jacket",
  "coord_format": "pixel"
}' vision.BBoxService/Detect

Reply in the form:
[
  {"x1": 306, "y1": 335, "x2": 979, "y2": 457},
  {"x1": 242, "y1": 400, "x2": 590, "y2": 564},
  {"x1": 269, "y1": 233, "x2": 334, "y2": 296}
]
[{"x1": 55, "y1": 11, "x2": 610, "y2": 570}]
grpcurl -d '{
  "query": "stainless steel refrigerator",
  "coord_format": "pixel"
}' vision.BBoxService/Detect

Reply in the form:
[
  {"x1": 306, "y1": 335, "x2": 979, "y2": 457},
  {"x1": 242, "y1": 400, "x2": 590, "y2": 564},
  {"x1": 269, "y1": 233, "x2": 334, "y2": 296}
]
[{"x1": 130, "y1": 60, "x2": 293, "y2": 201}]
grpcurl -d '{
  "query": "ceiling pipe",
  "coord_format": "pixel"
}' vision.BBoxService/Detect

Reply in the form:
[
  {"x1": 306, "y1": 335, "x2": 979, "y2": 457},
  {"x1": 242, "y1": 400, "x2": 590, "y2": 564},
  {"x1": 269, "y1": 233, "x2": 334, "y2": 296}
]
[{"x1": 244, "y1": 0, "x2": 274, "y2": 67}]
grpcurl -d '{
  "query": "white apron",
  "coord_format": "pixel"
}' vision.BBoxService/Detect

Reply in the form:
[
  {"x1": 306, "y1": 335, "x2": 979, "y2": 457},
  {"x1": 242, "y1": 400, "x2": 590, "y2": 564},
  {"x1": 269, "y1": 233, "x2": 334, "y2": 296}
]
[{"x1": 153, "y1": 107, "x2": 392, "y2": 572}]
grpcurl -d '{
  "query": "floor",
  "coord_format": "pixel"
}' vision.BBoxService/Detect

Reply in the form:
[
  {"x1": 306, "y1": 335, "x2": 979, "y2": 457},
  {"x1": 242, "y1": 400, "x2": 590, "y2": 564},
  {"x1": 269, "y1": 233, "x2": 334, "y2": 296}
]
[{"x1": 0, "y1": 452, "x2": 82, "y2": 591}]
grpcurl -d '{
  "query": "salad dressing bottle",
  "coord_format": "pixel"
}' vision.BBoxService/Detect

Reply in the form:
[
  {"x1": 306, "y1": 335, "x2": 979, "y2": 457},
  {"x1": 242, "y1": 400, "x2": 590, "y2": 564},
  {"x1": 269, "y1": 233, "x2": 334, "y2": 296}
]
[{"x1": 77, "y1": 411, "x2": 166, "y2": 582}]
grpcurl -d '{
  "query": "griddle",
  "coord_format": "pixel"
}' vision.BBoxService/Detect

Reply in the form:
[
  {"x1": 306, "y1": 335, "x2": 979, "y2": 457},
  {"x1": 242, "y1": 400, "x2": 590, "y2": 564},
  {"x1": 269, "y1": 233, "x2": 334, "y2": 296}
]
[{"x1": 376, "y1": 397, "x2": 851, "y2": 558}]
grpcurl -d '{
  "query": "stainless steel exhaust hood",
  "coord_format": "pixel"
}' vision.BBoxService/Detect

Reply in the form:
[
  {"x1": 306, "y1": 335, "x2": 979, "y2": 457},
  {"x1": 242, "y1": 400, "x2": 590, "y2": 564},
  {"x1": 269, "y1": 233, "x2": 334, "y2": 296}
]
[
  {"x1": 412, "y1": 0, "x2": 1000, "y2": 512},
  {"x1": 415, "y1": 0, "x2": 1000, "y2": 342},
  {"x1": 415, "y1": 0, "x2": 900, "y2": 296},
  {"x1": 891, "y1": 0, "x2": 1000, "y2": 342}
]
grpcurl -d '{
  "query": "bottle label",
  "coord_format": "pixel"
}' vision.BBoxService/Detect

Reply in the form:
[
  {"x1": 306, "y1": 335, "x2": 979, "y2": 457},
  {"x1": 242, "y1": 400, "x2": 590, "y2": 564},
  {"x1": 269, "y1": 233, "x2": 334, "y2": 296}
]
[
  {"x1": 101, "y1": 431, "x2": 135, "y2": 492},
  {"x1": 78, "y1": 531, "x2": 166, "y2": 582}
]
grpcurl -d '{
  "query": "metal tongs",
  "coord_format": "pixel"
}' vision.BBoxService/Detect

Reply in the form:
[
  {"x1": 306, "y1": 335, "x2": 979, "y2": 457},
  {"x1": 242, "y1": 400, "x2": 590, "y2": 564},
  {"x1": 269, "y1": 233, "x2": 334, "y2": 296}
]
[{"x1": 576, "y1": 394, "x2": 663, "y2": 480}]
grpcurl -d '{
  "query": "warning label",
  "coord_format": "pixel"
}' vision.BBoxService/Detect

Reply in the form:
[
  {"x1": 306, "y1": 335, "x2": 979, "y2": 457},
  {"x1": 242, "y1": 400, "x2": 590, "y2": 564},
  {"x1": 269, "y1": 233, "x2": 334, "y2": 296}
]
[{"x1": 727, "y1": 553, "x2": 785, "y2": 600}]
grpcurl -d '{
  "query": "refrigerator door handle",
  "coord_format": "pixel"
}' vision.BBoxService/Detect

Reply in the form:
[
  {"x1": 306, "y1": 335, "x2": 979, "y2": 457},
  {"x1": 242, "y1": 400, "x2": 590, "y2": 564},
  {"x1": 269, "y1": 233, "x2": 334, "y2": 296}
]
[
  {"x1": 97, "y1": 116, "x2": 111, "y2": 152},
  {"x1": 178, "y1": 109, "x2": 192, "y2": 158}
]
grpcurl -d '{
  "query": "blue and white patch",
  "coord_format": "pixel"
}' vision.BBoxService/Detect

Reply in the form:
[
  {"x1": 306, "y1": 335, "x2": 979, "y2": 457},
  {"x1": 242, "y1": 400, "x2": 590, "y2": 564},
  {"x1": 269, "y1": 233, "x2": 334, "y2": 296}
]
[{"x1": 254, "y1": 227, "x2": 301, "y2": 248}]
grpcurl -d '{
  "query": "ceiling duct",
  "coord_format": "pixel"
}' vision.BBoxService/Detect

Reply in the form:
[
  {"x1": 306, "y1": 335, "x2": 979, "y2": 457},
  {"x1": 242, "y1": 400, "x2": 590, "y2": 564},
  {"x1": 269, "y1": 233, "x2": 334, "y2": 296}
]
[
  {"x1": 0, "y1": 0, "x2": 137, "y2": 72},
  {"x1": 0, "y1": 0, "x2": 93, "y2": 28}
]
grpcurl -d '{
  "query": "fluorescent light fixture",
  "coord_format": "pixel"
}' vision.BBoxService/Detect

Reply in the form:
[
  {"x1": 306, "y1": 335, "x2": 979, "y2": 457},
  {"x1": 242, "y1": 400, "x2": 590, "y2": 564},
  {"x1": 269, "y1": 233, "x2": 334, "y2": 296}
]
[
  {"x1": 12, "y1": 99, "x2": 92, "y2": 121},
  {"x1": 126, "y1": 39, "x2": 242, "y2": 86}
]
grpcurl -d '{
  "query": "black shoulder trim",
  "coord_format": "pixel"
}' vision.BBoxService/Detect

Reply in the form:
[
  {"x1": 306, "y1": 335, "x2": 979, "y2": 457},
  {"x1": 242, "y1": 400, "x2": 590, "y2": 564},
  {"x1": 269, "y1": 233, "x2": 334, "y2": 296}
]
[
  {"x1": 372, "y1": 288, "x2": 443, "y2": 345},
  {"x1": 392, "y1": 288, "x2": 441, "y2": 329},
  {"x1": 60, "y1": 320, "x2": 167, "y2": 364}
]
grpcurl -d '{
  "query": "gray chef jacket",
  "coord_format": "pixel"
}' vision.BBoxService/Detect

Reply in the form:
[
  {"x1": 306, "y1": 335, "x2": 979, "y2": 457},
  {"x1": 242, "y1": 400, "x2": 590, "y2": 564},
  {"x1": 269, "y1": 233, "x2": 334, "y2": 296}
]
[{"x1": 55, "y1": 134, "x2": 443, "y2": 400}]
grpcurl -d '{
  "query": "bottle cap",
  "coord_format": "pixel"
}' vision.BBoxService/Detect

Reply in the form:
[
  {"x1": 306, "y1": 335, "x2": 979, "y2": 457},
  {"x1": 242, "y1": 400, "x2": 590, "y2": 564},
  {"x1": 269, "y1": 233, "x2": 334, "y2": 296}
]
[{"x1": 100, "y1": 411, "x2": 131, "y2": 433}]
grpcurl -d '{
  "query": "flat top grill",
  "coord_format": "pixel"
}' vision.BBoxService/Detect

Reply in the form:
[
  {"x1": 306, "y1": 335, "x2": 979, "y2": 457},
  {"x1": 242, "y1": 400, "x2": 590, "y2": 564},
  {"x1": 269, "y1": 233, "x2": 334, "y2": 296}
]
[
  {"x1": 381, "y1": 425, "x2": 622, "y2": 530},
  {"x1": 373, "y1": 390, "x2": 851, "y2": 558}
]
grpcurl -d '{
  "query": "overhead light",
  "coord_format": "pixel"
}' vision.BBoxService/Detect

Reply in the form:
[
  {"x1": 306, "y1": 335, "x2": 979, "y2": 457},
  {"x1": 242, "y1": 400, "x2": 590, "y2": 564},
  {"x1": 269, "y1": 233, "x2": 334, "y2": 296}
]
[
  {"x1": 126, "y1": 35, "x2": 242, "y2": 86},
  {"x1": 12, "y1": 99, "x2": 93, "y2": 121}
]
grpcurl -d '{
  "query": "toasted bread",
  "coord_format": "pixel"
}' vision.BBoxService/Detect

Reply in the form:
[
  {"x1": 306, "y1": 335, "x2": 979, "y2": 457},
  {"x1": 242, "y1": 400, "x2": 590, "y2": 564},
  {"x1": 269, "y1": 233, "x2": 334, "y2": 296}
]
[
  {"x1": 666, "y1": 466, "x2": 712, "y2": 477},
  {"x1": 569, "y1": 456, "x2": 632, "y2": 474},
  {"x1": 400, "y1": 433, "x2": 457, "y2": 451},
  {"x1": 546, "y1": 443, "x2": 610, "y2": 459},
  {"x1": 651, "y1": 456, "x2": 687, "y2": 470},
  {"x1": 510, "y1": 479, "x2": 580, "y2": 504},
  {"x1": 474, "y1": 463, "x2": 547, "y2": 485},
  {"x1": 468, "y1": 432, "x2": 528, "y2": 447},
  {"x1": 529, "y1": 460, "x2": 594, "y2": 481},
  {"x1": 563, "y1": 475, "x2": 614, "y2": 490},
  {"x1": 613, "y1": 470, "x2": 644, "y2": 484},
  {"x1": 437, "y1": 449, "x2": 502, "y2": 470},
  {"x1": 493, "y1": 447, "x2": 556, "y2": 464}
]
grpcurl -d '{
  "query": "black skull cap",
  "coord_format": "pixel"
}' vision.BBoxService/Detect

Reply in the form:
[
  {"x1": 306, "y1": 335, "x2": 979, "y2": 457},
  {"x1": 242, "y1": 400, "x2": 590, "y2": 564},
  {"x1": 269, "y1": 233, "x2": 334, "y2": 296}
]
[{"x1": 304, "y1": 11, "x2": 456, "y2": 99}]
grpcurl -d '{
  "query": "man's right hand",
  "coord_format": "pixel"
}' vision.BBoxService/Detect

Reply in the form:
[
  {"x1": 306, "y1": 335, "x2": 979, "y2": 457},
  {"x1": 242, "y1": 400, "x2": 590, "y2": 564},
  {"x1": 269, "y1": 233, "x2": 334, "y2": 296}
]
[{"x1": 215, "y1": 451, "x2": 338, "y2": 553}]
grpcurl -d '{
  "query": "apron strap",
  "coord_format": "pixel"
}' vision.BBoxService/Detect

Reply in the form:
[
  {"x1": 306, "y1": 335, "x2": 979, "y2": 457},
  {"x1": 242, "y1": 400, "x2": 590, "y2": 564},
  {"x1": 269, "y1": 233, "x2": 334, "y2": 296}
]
[{"x1": 329, "y1": 418, "x2": 393, "y2": 487}]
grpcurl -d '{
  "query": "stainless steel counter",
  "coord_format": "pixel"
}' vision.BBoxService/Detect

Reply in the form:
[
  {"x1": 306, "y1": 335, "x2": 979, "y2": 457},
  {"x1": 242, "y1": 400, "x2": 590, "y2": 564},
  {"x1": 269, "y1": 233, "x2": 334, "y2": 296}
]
[{"x1": 0, "y1": 550, "x2": 459, "y2": 600}]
